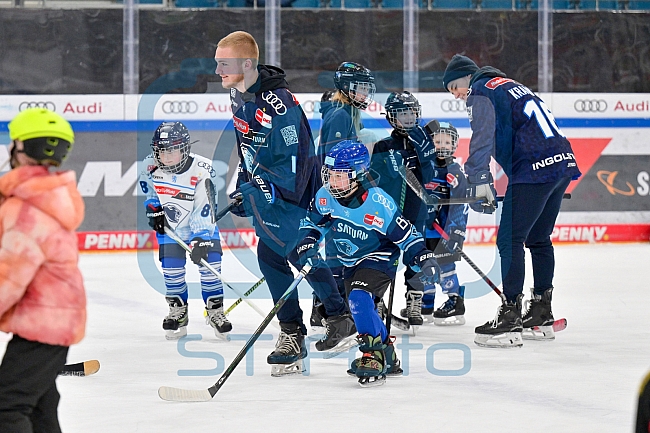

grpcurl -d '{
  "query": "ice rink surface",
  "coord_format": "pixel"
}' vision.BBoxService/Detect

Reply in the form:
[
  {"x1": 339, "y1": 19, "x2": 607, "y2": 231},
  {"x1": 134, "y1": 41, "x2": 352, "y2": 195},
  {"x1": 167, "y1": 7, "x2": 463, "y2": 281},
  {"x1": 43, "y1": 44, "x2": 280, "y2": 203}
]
[{"x1": 1, "y1": 243, "x2": 649, "y2": 433}]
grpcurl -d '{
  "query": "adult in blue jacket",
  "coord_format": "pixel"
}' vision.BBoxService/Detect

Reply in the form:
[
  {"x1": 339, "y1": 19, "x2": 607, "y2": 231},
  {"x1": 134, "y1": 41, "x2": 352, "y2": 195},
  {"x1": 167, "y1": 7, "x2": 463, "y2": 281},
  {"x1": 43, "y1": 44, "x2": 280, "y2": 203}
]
[{"x1": 443, "y1": 54, "x2": 581, "y2": 348}]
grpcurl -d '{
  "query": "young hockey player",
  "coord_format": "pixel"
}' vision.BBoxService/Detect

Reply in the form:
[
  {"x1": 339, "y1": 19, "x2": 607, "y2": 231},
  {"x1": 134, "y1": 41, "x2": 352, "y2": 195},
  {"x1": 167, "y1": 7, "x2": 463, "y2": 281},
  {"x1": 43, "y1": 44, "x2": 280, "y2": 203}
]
[
  {"x1": 443, "y1": 54, "x2": 581, "y2": 347},
  {"x1": 370, "y1": 91, "x2": 435, "y2": 326},
  {"x1": 0, "y1": 108, "x2": 85, "y2": 432},
  {"x1": 215, "y1": 31, "x2": 355, "y2": 376},
  {"x1": 140, "y1": 121, "x2": 231, "y2": 340},
  {"x1": 297, "y1": 140, "x2": 441, "y2": 387},
  {"x1": 417, "y1": 120, "x2": 469, "y2": 326}
]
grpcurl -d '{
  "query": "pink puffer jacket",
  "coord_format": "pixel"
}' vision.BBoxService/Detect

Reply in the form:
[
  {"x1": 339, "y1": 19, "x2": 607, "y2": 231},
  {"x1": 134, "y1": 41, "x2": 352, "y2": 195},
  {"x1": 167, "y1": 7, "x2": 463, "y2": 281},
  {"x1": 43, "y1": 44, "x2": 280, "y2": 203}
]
[{"x1": 0, "y1": 165, "x2": 86, "y2": 346}]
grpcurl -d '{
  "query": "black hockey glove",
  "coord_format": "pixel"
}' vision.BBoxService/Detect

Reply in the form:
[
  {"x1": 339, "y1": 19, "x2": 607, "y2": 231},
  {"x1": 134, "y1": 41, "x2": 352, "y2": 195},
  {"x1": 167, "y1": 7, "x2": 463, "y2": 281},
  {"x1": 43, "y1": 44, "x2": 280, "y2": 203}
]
[
  {"x1": 228, "y1": 191, "x2": 248, "y2": 218},
  {"x1": 296, "y1": 234, "x2": 321, "y2": 269},
  {"x1": 190, "y1": 238, "x2": 214, "y2": 265},
  {"x1": 413, "y1": 250, "x2": 441, "y2": 286},
  {"x1": 146, "y1": 203, "x2": 167, "y2": 235},
  {"x1": 467, "y1": 171, "x2": 497, "y2": 214},
  {"x1": 407, "y1": 125, "x2": 436, "y2": 164},
  {"x1": 443, "y1": 228, "x2": 466, "y2": 253}
]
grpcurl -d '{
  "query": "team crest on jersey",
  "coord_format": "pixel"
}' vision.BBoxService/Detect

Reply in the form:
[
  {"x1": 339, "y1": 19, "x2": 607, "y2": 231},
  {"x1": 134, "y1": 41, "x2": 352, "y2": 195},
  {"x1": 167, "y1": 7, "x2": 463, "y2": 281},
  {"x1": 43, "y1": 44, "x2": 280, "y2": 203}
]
[
  {"x1": 334, "y1": 239, "x2": 359, "y2": 256},
  {"x1": 163, "y1": 203, "x2": 189, "y2": 225},
  {"x1": 233, "y1": 116, "x2": 249, "y2": 134},
  {"x1": 319, "y1": 197, "x2": 327, "y2": 206},
  {"x1": 255, "y1": 109, "x2": 272, "y2": 128},
  {"x1": 446, "y1": 173, "x2": 458, "y2": 188},
  {"x1": 363, "y1": 214, "x2": 384, "y2": 228}
]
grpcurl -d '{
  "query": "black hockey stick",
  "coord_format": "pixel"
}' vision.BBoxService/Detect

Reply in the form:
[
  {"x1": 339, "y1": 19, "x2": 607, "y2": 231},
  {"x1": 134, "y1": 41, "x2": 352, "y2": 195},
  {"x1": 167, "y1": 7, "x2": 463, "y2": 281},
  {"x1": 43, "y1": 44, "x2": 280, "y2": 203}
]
[
  {"x1": 385, "y1": 279, "x2": 396, "y2": 335},
  {"x1": 158, "y1": 264, "x2": 312, "y2": 402},
  {"x1": 58, "y1": 360, "x2": 100, "y2": 377},
  {"x1": 205, "y1": 178, "x2": 241, "y2": 224}
]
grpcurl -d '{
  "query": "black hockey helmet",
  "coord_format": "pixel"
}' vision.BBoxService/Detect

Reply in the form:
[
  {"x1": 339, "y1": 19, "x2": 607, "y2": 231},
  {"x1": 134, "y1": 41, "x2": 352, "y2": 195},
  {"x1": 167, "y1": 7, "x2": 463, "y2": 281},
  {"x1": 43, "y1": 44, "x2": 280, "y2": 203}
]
[
  {"x1": 425, "y1": 120, "x2": 459, "y2": 158},
  {"x1": 151, "y1": 121, "x2": 191, "y2": 174},
  {"x1": 384, "y1": 91, "x2": 422, "y2": 133},
  {"x1": 333, "y1": 62, "x2": 376, "y2": 110}
]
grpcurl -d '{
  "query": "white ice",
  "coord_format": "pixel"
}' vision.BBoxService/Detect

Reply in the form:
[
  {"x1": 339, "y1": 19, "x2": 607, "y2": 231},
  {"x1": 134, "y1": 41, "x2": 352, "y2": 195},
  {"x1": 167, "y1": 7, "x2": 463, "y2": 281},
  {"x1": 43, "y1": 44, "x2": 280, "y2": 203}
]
[{"x1": 1, "y1": 243, "x2": 649, "y2": 433}]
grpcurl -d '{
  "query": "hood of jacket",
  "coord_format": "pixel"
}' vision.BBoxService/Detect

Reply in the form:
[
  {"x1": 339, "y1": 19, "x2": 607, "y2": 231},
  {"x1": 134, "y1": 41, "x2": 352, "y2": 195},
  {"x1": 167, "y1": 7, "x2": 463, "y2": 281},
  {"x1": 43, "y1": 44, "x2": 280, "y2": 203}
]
[
  {"x1": 469, "y1": 66, "x2": 508, "y2": 87},
  {"x1": 248, "y1": 64, "x2": 289, "y2": 94},
  {"x1": 0, "y1": 165, "x2": 84, "y2": 232},
  {"x1": 319, "y1": 100, "x2": 334, "y2": 118}
]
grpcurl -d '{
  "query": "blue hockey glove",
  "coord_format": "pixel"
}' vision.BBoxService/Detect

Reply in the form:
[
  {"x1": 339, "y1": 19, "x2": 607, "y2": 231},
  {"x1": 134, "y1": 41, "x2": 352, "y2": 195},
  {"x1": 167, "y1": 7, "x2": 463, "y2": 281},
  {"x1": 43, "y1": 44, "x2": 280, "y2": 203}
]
[
  {"x1": 296, "y1": 234, "x2": 321, "y2": 269},
  {"x1": 407, "y1": 125, "x2": 436, "y2": 163},
  {"x1": 443, "y1": 228, "x2": 466, "y2": 253},
  {"x1": 412, "y1": 250, "x2": 441, "y2": 286},
  {"x1": 146, "y1": 203, "x2": 167, "y2": 235},
  {"x1": 228, "y1": 191, "x2": 248, "y2": 218},
  {"x1": 240, "y1": 175, "x2": 276, "y2": 205},
  {"x1": 467, "y1": 171, "x2": 497, "y2": 214},
  {"x1": 190, "y1": 238, "x2": 214, "y2": 265}
]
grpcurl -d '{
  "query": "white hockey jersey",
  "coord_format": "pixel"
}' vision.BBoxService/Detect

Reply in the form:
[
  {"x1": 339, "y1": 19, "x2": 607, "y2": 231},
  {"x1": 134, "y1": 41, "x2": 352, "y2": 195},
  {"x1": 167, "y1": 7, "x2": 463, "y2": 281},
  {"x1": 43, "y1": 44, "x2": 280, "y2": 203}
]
[{"x1": 139, "y1": 153, "x2": 219, "y2": 241}]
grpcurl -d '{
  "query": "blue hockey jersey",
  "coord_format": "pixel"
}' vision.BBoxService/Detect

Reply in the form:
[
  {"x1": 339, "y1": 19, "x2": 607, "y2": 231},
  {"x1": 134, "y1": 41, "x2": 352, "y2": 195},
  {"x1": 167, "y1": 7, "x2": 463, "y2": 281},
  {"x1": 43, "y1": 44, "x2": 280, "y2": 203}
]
[
  {"x1": 465, "y1": 68, "x2": 582, "y2": 184},
  {"x1": 424, "y1": 157, "x2": 469, "y2": 239}
]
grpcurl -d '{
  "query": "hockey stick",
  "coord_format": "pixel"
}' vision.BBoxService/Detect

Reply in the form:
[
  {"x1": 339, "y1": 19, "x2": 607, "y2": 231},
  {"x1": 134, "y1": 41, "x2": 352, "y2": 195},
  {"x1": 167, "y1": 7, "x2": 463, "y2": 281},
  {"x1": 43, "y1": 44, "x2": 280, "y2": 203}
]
[
  {"x1": 58, "y1": 360, "x2": 100, "y2": 377},
  {"x1": 158, "y1": 264, "x2": 312, "y2": 402},
  {"x1": 163, "y1": 227, "x2": 280, "y2": 330},
  {"x1": 224, "y1": 277, "x2": 266, "y2": 315},
  {"x1": 385, "y1": 279, "x2": 396, "y2": 335},
  {"x1": 205, "y1": 178, "x2": 241, "y2": 224}
]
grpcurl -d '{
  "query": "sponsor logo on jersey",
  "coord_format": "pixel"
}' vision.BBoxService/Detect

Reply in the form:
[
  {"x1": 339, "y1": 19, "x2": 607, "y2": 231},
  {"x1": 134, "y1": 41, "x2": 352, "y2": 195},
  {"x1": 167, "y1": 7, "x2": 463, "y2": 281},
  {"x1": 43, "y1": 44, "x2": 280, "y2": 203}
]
[
  {"x1": 531, "y1": 152, "x2": 575, "y2": 171},
  {"x1": 319, "y1": 197, "x2": 327, "y2": 206},
  {"x1": 363, "y1": 214, "x2": 384, "y2": 228},
  {"x1": 171, "y1": 192, "x2": 194, "y2": 201},
  {"x1": 485, "y1": 77, "x2": 516, "y2": 90},
  {"x1": 351, "y1": 280, "x2": 368, "y2": 287},
  {"x1": 262, "y1": 92, "x2": 287, "y2": 115},
  {"x1": 371, "y1": 192, "x2": 395, "y2": 212},
  {"x1": 425, "y1": 181, "x2": 441, "y2": 191},
  {"x1": 233, "y1": 116, "x2": 249, "y2": 134},
  {"x1": 154, "y1": 185, "x2": 181, "y2": 196},
  {"x1": 190, "y1": 176, "x2": 198, "y2": 186},
  {"x1": 197, "y1": 161, "x2": 216, "y2": 177},
  {"x1": 152, "y1": 175, "x2": 163, "y2": 180},
  {"x1": 147, "y1": 164, "x2": 157, "y2": 172},
  {"x1": 336, "y1": 222, "x2": 369, "y2": 240},
  {"x1": 446, "y1": 173, "x2": 458, "y2": 188},
  {"x1": 255, "y1": 108, "x2": 272, "y2": 128}
]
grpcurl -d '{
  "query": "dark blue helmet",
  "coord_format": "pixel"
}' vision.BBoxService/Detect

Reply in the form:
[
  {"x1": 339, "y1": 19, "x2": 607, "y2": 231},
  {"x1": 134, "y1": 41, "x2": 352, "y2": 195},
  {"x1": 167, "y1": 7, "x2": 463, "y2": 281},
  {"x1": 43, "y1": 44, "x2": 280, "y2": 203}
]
[
  {"x1": 151, "y1": 121, "x2": 191, "y2": 174},
  {"x1": 384, "y1": 91, "x2": 421, "y2": 133},
  {"x1": 333, "y1": 62, "x2": 376, "y2": 110},
  {"x1": 322, "y1": 140, "x2": 370, "y2": 198},
  {"x1": 425, "y1": 120, "x2": 459, "y2": 158}
]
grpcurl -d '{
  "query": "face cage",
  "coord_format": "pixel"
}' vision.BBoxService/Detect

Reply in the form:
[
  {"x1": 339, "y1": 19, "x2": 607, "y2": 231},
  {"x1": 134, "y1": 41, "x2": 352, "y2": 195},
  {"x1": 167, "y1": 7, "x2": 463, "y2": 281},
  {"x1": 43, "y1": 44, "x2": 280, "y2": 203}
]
[
  {"x1": 321, "y1": 165, "x2": 360, "y2": 199},
  {"x1": 433, "y1": 130, "x2": 459, "y2": 158},
  {"x1": 344, "y1": 81, "x2": 376, "y2": 110},
  {"x1": 152, "y1": 141, "x2": 189, "y2": 174},
  {"x1": 387, "y1": 106, "x2": 422, "y2": 133}
]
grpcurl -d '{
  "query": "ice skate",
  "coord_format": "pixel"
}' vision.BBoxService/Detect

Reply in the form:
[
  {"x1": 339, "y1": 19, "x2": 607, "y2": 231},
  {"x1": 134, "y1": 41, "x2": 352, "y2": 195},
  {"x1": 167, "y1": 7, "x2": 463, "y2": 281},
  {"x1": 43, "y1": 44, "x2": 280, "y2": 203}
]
[
  {"x1": 163, "y1": 296, "x2": 188, "y2": 340},
  {"x1": 205, "y1": 297, "x2": 232, "y2": 341},
  {"x1": 316, "y1": 312, "x2": 357, "y2": 357},
  {"x1": 399, "y1": 290, "x2": 424, "y2": 327},
  {"x1": 522, "y1": 288, "x2": 555, "y2": 341},
  {"x1": 353, "y1": 334, "x2": 388, "y2": 387},
  {"x1": 267, "y1": 322, "x2": 307, "y2": 377},
  {"x1": 474, "y1": 294, "x2": 523, "y2": 348},
  {"x1": 310, "y1": 298, "x2": 325, "y2": 331},
  {"x1": 433, "y1": 293, "x2": 466, "y2": 326},
  {"x1": 348, "y1": 335, "x2": 402, "y2": 378}
]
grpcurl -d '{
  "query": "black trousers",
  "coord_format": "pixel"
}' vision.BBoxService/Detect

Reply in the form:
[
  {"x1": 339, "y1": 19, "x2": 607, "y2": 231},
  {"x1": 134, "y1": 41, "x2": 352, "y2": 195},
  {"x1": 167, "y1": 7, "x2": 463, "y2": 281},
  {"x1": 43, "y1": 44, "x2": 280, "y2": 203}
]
[{"x1": 0, "y1": 335, "x2": 68, "y2": 433}]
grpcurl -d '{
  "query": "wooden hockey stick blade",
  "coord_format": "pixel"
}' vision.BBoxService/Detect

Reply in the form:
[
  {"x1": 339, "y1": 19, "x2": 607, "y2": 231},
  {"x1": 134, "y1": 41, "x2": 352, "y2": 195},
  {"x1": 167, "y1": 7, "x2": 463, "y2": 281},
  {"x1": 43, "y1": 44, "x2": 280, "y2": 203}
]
[
  {"x1": 532, "y1": 318, "x2": 567, "y2": 333},
  {"x1": 58, "y1": 360, "x2": 100, "y2": 377}
]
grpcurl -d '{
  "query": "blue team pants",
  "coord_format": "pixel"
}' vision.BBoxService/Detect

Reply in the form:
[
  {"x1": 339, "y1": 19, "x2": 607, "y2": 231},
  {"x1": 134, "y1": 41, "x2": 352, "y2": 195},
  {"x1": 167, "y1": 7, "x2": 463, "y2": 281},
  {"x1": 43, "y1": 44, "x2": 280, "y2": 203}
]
[
  {"x1": 497, "y1": 177, "x2": 571, "y2": 302},
  {"x1": 257, "y1": 238, "x2": 347, "y2": 335}
]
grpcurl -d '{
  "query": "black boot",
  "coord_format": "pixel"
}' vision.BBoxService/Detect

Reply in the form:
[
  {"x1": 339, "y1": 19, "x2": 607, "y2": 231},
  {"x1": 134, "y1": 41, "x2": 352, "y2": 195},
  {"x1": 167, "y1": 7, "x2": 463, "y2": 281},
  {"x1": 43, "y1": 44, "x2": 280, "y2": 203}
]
[
  {"x1": 474, "y1": 294, "x2": 523, "y2": 348},
  {"x1": 522, "y1": 288, "x2": 556, "y2": 341}
]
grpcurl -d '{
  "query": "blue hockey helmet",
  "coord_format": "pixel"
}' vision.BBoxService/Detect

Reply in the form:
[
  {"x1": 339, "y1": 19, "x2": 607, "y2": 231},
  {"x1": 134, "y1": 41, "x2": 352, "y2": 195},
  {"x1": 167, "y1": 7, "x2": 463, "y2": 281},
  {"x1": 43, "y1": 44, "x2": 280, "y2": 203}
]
[
  {"x1": 384, "y1": 91, "x2": 422, "y2": 133},
  {"x1": 333, "y1": 62, "x2": 376, "y2": 110},
  {"x1": 322, "y1": 140, "x2": 370, "y2": 198},
  {"x1": 151, "y1": 121, "x2": 191, "y2": 174},
  {"x1": 425, "y1": 120, "x2": 458, "y2": 158}
]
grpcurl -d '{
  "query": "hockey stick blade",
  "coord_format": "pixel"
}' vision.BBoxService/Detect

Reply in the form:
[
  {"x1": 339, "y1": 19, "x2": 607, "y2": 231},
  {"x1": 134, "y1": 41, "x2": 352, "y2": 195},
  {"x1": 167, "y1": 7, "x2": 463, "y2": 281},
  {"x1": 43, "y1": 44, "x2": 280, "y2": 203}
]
[
  {"x1": 58, "y1": 360, "x2": 100, "y2": 377},
  {"x1": 390, "y1": 314, "x2": 410, "y2": 331},
  {"x1": 158, "y1": 387, "x2": 214, "y2": 402},
  {"x1": 205, "y1": 178, "x2": 240, "y2": 223}
]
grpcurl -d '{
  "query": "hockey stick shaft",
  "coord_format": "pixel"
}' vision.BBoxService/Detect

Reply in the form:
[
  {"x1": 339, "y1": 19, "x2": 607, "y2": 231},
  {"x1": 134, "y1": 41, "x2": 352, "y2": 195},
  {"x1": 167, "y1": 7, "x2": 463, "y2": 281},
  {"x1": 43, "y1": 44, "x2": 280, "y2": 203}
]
[
  {"x1": 158, "y1": 264, "x2": 312, "y2": 402},
  {"x1": 58, "y1": 360, "x2": 100, "y2": 377},
  {"x1": 224, "y1": 277, "x2": 266, "y2": 316},
  {"x1": 163, "y1": 227, "x2": 280, "y2": 330},
  {"x1": 385, "y1": 279, "x2": 396, "y2": 335}
]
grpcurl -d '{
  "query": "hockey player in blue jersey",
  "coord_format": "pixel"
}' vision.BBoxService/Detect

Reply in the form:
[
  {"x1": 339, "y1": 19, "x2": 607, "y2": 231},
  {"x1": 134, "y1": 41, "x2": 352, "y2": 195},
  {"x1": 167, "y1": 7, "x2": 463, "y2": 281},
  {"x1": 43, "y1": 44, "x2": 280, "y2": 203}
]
[
  {"x1": 443, "y1": 54, "x2": 581, "y2": 347},
  {"x1": 215, "y1": 31, "x2": 354, "y2": 375},
  {"x1": 140, "y1": 121, "x2": 231, "y2": 340},
  {"x1": 297, "y1": 140, "x2": 441, "y2": 386},
  {"x1": 414, "y1": 120, "x2": 469, "y2": 326},
  {"x1": 370, "y1": 91, "x2": 436, "y2": 326}
]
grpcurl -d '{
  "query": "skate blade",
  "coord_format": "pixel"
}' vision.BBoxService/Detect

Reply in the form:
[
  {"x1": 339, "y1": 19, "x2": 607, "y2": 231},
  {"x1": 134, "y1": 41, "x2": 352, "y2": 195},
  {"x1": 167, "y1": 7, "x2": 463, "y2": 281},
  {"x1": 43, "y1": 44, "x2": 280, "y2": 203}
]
[
  {"x1": 322, "y1": 335, "x2": 358, "y2": 359},
  {"x1": 211, "y1": 330, "x2": 231, "y2": 342},
  {"x1": 410, "y1": 325, "x2": 419, "y2": 336},
  {"x1": 307, "y1": 332, "x2": 325, "y2": 342},
  {"x1": 165, "y1": 327, "x2": 188, "y2": 340},
  {"x1": 358, "y1": 375, "x2": 386, "y2": 387},
  {"x1": 433, "y1": 315, "x2": 466, "y2": 326},
  {"x1": 523, "y1": 325, "x2": 555, "y2": 341},
  {"x1": 474, "y1": 332, "x2": 523, "y2": 348},
  {"x1": 270, "y1": 361, "x2": 305, "y2": 377}
]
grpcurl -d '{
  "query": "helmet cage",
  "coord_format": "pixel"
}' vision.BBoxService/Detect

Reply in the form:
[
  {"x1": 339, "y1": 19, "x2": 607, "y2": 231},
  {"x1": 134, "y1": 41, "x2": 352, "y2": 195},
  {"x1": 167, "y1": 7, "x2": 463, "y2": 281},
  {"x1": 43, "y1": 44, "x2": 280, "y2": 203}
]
[
  {"x1": 386, "y1": 105, "x2": 422, "y2": 133},
  {"x1": 432, "y1": 123, "x2": 459, "y2": 158},
  {"x1": 341, "y1": 81, "x2": 376, "y2": 110},
  {"x1": 152, "y1": 139, "x2": 190, "y2": 174},
  {"x1": 321, "y1": 140, "x2": 370, "y2": 199}
]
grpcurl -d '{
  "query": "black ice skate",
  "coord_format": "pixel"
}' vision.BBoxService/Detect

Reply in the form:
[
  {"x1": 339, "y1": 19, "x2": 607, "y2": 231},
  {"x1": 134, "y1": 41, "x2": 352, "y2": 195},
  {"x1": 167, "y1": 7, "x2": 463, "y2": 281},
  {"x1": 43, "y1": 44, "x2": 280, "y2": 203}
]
[
  {"x1": 433, "y1": 293, "x2": 466, "y2": 326},
  {"x1": 310, "y1": 298, "x2": 325, "y2": 331},
  {"x1": 163, "y1": 296, "x2": 188, "y2": 340},
  {"x1": 315, "y1": 312, "x2": 357, "y2": 356},
  {"x1": 474, "y1": 294, "x2": 523, "y2": 348},
  {"x1": 353, "y1": 334, "x2": 388, "y2": 387},
  {"x1": 347, "y1": 335, "x2": 402, "y2": 378},
  {"x1": 205, "y1": 297, "x2": 232, "y2": 340},
  {"x1": 267, "y1": 322, "x2": 307, "y2": 377},
  {"x1": 522, "y1": 288, "x2": 555, "y2": 341},
  {"x1": 399, "y1": 290, "x2": 424, "y2": 327}
]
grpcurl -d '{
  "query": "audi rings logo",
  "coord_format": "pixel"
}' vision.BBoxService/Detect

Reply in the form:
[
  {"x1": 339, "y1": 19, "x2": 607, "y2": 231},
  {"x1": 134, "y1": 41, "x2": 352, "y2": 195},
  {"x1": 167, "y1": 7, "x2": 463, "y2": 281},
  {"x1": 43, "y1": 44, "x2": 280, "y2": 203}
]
[
  {"x1": 262, "y1": 92, "x2": 287, "y2": 115},
  {"x1": 574, "y1": 99, "x2": 607, "y2": 113},
  {"x1": 19, "y1": 101, "x2": 55, "y2": 112},
  {"x1": 440, "y1": 99, "x2": 466, "y2": 112},
  {"x1": 162, "y1": 101, "x2": 198, "y2": 114},
  {"x1": 372, "y1": 192, "x2": 395, "y2": 211}
]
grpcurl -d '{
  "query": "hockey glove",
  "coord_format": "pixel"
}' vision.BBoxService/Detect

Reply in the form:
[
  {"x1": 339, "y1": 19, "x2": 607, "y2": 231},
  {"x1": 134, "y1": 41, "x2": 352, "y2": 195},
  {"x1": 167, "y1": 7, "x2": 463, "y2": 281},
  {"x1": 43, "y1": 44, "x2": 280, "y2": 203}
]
[
  {"x1": 146, "y1": 203, "x2": 167, "y2": 235},
  {"x1": 443, "y1": 228, "x2": 466, "y2": 253},
  {"x1": 408, "y1": 125, "x2": 436, "y2": 164},
  {"x1": 467, "y1": 171, "x2": 497, "y2": 214},
  {"x1": 296, "y1": 233, "x2": 322, "y2": 269},
  {"x1": 412, "y1": 250, "x2": 441, "y2": 286},
  {"x1": 228, "y1": 191, "x2": 248, "y2": 218},
  {"x1": 231, "y1": 175, "x2": 276, "y2": 217},
  {"x1": 190, "y1": 238, "x2": 214, "y2": 265}
]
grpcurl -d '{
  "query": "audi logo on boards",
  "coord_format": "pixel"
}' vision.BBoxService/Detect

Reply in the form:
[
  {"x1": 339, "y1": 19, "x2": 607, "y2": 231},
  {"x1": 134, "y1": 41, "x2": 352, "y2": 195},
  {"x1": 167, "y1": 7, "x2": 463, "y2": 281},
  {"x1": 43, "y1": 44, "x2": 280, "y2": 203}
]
[
  {"x1": 574, "y1": 99, "x2": 607, "y2": 113},
  {"x1": 440, "y1": 99, "x2": 466, "y2": 112},
  {"x1": 162, "y1": 101, "x2": 198, "y2": 114},
  {"x1": 19, "y1": 101, "x2": 55, "y2": 111}
]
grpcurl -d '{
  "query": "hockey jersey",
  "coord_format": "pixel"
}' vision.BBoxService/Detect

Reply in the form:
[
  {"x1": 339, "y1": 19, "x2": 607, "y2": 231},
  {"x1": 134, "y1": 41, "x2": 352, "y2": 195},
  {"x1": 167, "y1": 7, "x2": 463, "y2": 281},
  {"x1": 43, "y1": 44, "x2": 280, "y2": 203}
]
[
  {"x1": 139, "y1": 154, "x2": 219, "y2": 243},
  {"x1": 424, "y1": 157, "x2": 469, "y2": 240},
  {"x1": 466, "y1": 67, "x2": 582, "y2": 184}
]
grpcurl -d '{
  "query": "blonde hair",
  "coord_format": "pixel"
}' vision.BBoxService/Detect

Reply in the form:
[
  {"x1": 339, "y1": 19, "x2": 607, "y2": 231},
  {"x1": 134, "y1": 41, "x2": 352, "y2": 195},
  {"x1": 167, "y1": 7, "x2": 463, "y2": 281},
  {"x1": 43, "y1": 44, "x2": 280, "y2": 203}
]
[
  {"x1": 218, "y1": 31, "x2": 259, "y2": 66},
  {"x1": 332, "y1": 91, "x2": 362, "y2": 134}
]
